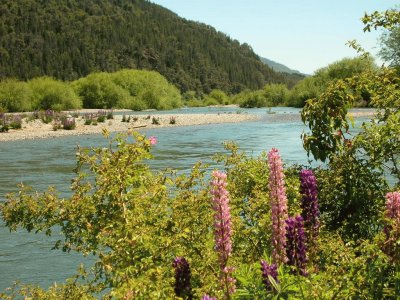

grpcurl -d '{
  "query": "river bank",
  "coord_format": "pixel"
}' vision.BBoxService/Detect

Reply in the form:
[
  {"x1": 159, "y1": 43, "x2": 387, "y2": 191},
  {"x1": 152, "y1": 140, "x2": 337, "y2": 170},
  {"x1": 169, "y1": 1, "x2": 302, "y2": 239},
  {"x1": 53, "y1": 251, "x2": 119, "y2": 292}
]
[{"x1": 0, "y1": 111, "x2": 260, "y2": 142}]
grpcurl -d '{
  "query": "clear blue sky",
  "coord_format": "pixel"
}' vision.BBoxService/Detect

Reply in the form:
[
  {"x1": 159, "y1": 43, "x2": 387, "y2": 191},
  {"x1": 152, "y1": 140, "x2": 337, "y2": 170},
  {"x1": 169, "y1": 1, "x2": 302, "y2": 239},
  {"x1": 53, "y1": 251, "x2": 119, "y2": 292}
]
[{"x1": 151, "y1": 0, "x2": 398, "y2": 74}]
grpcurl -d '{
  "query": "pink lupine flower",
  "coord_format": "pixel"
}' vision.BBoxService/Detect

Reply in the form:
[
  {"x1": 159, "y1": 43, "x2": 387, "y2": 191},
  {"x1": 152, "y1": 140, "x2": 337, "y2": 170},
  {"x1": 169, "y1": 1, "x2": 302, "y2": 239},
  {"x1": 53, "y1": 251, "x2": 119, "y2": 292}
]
[
  {"x1": 383, "y1": 191, "x2": 400, "y2": 261},
  {"x1": 202, "y1": 295, "x2": 217, "y2": 300},
  {"x1": 210, "y1": 170, "x2": 236, "y2": 297},
  {"x1": 148, "y1": 136, "x2": 157, "y2": 145},
  {"x1": 268, "y1": 148, "x2": 288, "y2": 265},
  {"x1": 385, "y1": 192, "x2": 400, "y2": 222}
]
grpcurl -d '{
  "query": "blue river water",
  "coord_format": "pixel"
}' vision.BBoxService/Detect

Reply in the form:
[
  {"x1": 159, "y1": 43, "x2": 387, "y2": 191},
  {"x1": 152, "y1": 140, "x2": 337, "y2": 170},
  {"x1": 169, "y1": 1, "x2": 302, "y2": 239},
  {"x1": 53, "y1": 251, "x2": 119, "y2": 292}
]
[{"x1": 0, "y1": 106, "x2": 369, "y2": 291}]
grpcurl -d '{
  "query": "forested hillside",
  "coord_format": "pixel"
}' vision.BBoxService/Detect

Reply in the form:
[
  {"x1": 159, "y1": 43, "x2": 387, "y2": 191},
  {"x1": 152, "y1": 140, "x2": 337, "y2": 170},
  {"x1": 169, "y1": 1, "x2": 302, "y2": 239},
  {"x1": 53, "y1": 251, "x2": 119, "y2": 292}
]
[
  {"x1": 260, "y1": 57, "x2": 304, "y2": 75},
  {"x1": 0, "y1": 0, "x2": 301, "y2": 94}
]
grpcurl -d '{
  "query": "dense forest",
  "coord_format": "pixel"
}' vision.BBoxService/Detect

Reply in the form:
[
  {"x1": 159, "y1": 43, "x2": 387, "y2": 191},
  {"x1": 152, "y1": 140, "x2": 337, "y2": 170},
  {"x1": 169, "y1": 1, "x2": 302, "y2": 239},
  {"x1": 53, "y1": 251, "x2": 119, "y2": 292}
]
[{"x1": 0, "y1": 0, "x2": 302, "y2": 95}]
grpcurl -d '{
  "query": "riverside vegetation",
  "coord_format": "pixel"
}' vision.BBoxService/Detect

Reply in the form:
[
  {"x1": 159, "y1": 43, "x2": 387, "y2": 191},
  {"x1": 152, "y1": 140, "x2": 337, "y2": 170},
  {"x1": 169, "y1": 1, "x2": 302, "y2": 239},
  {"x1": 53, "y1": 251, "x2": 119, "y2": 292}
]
[
  {"x1": 0, "y1": 56, "x2": 379, "y2": 114},
  {"x1": 1, "y1": 7, "x2": 400, "y2": 300}
]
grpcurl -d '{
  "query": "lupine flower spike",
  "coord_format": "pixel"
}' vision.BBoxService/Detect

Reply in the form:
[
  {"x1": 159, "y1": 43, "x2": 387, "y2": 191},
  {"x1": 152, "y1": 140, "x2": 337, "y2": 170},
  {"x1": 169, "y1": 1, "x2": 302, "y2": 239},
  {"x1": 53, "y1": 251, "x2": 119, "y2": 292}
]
[
  {"x1": 268, "y1": 148, "x2": 288, "y2": 265},
  {"x1": 299, "y1": 169, "x2": 320, "y2": 247},
  {"x1": 260, "y1": 260, "x2": 278, "y2": 291},
  {"x1": 285, "y1": 215, "x2": 307, "y2": 276},
  {"x1": 210, "y1": 170, "x2": 236, "y2": 298},
  {"x1": 172, "y1": 257, "x2": 193, "y2": 299},
  {"x1": 383, "y1": 191, "x2": 400, "y2": 261}
]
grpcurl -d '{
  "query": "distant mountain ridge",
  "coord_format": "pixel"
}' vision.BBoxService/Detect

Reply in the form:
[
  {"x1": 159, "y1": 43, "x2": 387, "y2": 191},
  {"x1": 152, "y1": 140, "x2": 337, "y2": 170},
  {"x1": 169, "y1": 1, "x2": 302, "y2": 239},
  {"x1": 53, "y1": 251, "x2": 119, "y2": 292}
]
[
  {"x1": 0, "y1": 0, "x2": 302, "y2": 93},
  {"x1": 260, "y1": 57, "x2": 304, "y2": 75}
]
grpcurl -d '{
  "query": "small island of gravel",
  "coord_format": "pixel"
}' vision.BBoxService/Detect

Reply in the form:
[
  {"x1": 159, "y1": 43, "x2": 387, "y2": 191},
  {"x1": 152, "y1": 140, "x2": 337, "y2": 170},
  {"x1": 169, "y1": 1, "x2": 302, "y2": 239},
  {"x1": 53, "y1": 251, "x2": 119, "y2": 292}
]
[{"x1": 0, "y1": 110, "x2": 260, "y2": 142}]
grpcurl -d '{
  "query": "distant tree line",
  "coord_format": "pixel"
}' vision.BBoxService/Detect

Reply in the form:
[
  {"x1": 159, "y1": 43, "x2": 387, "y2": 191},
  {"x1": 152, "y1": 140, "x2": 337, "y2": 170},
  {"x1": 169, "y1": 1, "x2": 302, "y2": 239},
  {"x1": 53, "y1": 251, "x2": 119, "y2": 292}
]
[
  {"x1": 0, "y1": 0, "x2": 302, "y2": 96},
  {"x1": 0, "y1": 57, "x2": 377, "y2": 112},
  {"x1": 228, "y1": 56, "x2": 378, "y2": 108}
]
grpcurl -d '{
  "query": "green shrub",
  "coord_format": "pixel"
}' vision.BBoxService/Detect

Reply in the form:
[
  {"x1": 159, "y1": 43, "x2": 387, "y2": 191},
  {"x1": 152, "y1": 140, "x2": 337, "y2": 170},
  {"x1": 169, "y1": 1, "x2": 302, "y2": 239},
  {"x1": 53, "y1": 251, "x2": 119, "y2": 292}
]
[
  {"x1": 111, "y1": 69, "x2": 182, "y2": 110},
  {"x1": 9, "y1": 115, "x2": 22, "y2": 129},
  {"x1": 0, "y1": 79, "x2": 33, "y2": 112},
  {"x1": 28, "y1": 77, "x2": 81, "y2": 111},
  {"x1": 72, "y1": 72, "x2": 130, "y2": 109},
  {"x1": 263, "y1": 83, "x2": 290, "y2": 106}
]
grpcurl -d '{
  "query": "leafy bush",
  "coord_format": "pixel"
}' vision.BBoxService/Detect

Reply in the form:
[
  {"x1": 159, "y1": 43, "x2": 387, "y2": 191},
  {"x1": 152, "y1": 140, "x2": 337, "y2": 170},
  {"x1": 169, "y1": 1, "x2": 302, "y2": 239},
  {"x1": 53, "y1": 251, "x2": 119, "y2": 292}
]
[
  {"x1": 73, "y1": 69, "x2": 182, "y2": 111},
  {"x1": 0, "y1": 79, "x2": 33, "y2": 112},
  {"x1": 72, "y1": 72, "x2": 131, "y2": 109},
  {"x1": 9, "y1": 115, "x2": 22, "y2": 129},
  {"x1": 28, "y1": 77, "x2": 81, "y2": 111},
  {"x1": 110, "y1": 69, "x2": 181, "y2": 110},
  {"x1": 237, "y1": 90, "x2": 267, "y2": 108},
  {"x1": 264, "y1": 84, "x2": 290, "y2": 106},
  {"x1": 205, "y1": 89, "x2": 229, "y2": 105}
]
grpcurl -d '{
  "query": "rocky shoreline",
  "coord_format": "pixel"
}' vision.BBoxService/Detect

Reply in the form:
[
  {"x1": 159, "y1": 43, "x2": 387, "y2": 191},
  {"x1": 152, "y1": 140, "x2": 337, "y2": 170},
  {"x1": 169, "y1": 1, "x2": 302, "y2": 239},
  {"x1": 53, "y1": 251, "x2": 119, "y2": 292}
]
[{"x1": 0, "y1": 112, "x2": 260, "y2": 142}]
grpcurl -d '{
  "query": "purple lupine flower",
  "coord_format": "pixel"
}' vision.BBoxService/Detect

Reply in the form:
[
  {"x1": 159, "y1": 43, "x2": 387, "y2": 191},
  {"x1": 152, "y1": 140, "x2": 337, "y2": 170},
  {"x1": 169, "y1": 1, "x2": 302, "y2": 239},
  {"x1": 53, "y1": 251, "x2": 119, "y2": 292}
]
[
  {"x1": 285, "y1": 215, "x2": 307, "y2": 276},
  {"x1": 13, "y1": 114, "x2": 22, "y2": 123},
  {"x1": 268, "y1": 148, "x2": 288, "y2": 265},
  {"x1": 202, "y1": 295, "x2": 217, "y2": 300},
  {"x1": 62, "y1": 117, "x2": 76, "y2": 130},
  {"x1": 45, "y1": 109, "x2": 54, "y2": 117},
  {"x1": 260, "y1": 260, "x2": 278, "y2": 291},
  {"x1": 172, "y1": 257, "x2": 192, "y2": 299},
  {"x1": 210, "y1": 170, "x2": 236, "y2": 297},
  {"x1": 299, "y1": 169, "x2": 320, "y2": 245},
  {"x1": 98, "y1": 109, "x2": 107, "y2": 116}
]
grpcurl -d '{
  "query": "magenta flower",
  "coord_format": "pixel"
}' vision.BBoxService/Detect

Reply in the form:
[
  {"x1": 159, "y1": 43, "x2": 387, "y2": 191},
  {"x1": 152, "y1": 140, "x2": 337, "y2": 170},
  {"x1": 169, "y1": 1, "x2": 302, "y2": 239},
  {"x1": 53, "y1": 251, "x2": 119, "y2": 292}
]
[
  {"x1": 260, "y1": 260, "x2": 278, "y2": 291},
  {"x1": 148, "y1": 136, "x2": 157, "y2": 145},
  {"x1": 285, "y1": 215, "x2": 307, "y2": 276},
  {"x1": 268, "y1": 148, "x2": 288, "y2": 265},
  {"x1": 210, "y1": 170, "x2": 236, "y2": 297},
  {"x1": 299, "y1": 169, "x2": 320, "y2": 245}
]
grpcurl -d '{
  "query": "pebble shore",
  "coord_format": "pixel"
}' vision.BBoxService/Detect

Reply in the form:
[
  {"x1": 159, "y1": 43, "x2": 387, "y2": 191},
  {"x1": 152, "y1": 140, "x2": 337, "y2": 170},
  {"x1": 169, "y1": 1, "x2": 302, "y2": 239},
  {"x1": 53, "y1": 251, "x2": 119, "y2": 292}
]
[{"x1": 0, "y1": 112, "x2": 260, "y2": 142}]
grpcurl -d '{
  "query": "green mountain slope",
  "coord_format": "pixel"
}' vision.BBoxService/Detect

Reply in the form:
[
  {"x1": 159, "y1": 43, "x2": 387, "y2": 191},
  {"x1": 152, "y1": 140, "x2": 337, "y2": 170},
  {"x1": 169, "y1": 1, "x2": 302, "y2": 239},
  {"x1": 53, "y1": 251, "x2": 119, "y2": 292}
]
[
  {"x1": 0, "y1": 0, "x2": 300, "y2": 94},
  {"x1": 260, "y1": 57, "x2": 304, "y2": 75}
]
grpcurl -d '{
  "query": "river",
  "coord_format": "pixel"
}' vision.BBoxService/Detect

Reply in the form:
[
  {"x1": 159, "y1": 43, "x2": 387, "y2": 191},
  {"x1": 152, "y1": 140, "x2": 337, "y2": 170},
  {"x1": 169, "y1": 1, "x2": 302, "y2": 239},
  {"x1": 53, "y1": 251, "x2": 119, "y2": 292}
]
[{"x1": 0, "y1": 106, "x2": 366, "y2": 291}]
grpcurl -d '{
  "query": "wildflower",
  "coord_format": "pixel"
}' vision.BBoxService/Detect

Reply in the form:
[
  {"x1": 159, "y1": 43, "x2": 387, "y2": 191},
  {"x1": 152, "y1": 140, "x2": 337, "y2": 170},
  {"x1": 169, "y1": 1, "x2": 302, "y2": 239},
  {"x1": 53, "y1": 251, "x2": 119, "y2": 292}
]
[
  {"x1": 385, "y1": 192, "x2": 400, "y2": 221},
  {"x1": 268, "y1": 148, "x2": 288, "y2": 265},
  {"x1": 260, "y1": 260, "x2": 278, "y2": 291},
  {"x1": 299, "y1": 169, "x2": 319, "y2": 245},
  {"x1": 172, "y1": 257, "x2": 192, "y2": 299},
  {"x1": 202, "y1": 295, "x2": 217, "y2": 300},
  {"x1": 210, "y1": 170, "x2": 236, "y2": 297},
  {"x1": 149, "y1": 136, "x2": 157, "y2": 145},
  {"x1": 383, "y1": 191, "x2": 400, "y2": 261},
  {"x1": 285, "y1": 215, "x2": 307, "y2": 276},
  {"x1": 62, "y1": 117, "x2": 76, "y2": 130}
]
